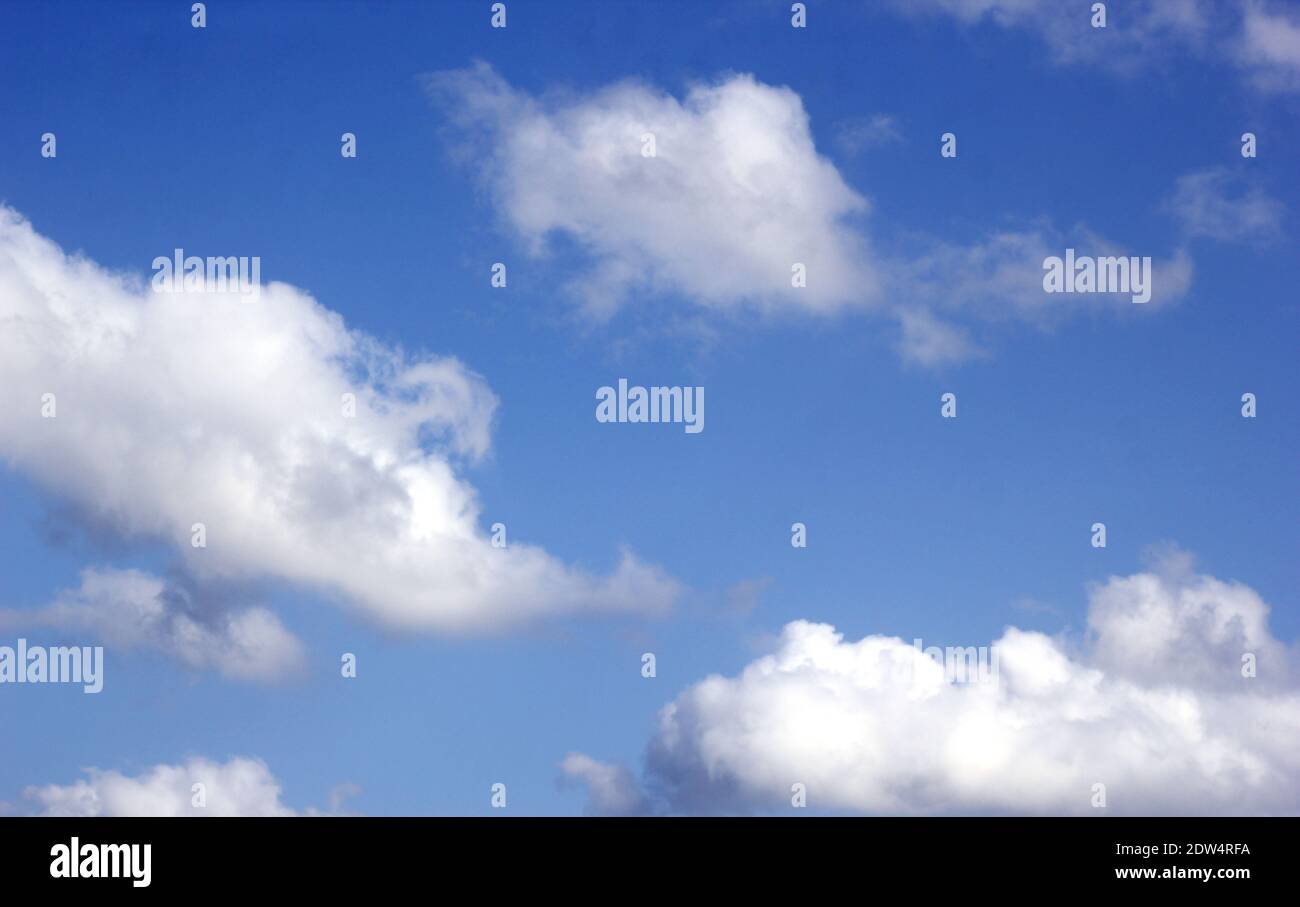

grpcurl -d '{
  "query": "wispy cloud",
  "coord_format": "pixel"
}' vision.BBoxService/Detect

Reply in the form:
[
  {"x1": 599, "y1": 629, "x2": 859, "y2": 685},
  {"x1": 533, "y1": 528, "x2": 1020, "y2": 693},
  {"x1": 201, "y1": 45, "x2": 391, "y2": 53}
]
[
  {"x1": 1236, "y1": 1, "x2": 1300, "y2": 91},
  {"x1": 1168, "y1": 167, "x2": 1285, "y2": 244},
  {"x1": 894, "y1": 0, "x2": 1300, "y2": 92},
  {"x1": 834, "y1": 114, "x2": 904, "y2": 155}
]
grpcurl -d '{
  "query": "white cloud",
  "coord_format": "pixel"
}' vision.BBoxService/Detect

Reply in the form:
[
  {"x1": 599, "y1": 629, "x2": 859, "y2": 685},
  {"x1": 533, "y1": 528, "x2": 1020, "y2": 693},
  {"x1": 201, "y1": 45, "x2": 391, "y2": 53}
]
[
  {"x1": 895, "y1": 308, "x2": 984, "y2": 367},
  {"x1": 896, "y1": 0, "x2": 1215, "y2": 70},
  {"x1": 1168, "y1": 168, "x2": 1285, "y2": 243},
  {"x1": 0, "y1": 568, "x2": 305, "y2": 682},
  {"x1": 559, "y1": 753, "x2": 650, "y2": 816},
  {"x1": 433, "y1": 66, "x2": 1197, "y2": 368},
  {"x1": 1237, "y1": 1, "x2": 1300, "y2": 91},
  {"x1": 834, "y1": 114, "x2": 904, "y2": 154},
  {"x1": 0, "y1": 207, "x2": 680, "y2": 634},
  {"x1": 575, "y1": 553, "x2": 1299, "y2": 815},
  {"x1": 898, "y1": 0, "x2": 1300, "y2": 92},
  {"x1": 327, "y1": 782, "x2": 362, "y2": 814},
  {"x1": 428, "y1": 62, "x2": 880, "y2": 317},
  {"x1": 894, "y1": 225, "x2": 1192, "y2": 318},
  {"x1": 724, "y1": 576, "x2": 774, "y2": 617},
  {"x1": 1086, "y1": 548, "x2": 1292, "y2": 691},
  {"x1": 887, "y1": 225, "x2": 1193, "y2": 364},
  {"x1": 24, "y1": 756, "x2": 307, "y2": 817}
]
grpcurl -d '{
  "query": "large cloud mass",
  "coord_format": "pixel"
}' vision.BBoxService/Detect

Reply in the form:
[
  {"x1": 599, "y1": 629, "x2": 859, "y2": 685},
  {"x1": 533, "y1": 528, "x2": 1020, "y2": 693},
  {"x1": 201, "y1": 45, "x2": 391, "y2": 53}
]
[
  {"x1": 568, "y1": 556, "x2": 1299, "y2": 815},
  {"x1": 0, "y1": 208, "x2": 679, "y2": 634}
]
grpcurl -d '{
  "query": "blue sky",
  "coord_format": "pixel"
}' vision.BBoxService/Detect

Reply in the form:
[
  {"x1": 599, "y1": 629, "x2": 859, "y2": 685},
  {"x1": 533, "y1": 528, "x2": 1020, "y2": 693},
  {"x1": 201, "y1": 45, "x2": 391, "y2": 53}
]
[{"x1": 0, "y1": 0, "x2": 1297, "y2": 816}]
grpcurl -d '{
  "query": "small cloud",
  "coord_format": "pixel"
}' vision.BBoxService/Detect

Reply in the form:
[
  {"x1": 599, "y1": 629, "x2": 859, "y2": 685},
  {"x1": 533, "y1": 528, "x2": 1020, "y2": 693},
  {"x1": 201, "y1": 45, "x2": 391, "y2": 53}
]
[
  {"x1": 0, "y1": 568, "x2": 306, "y2": 683},
  {"x1": 1167, "y1": 167, "x2": 1285, "y2": 244},
  {"x1": 894, "y1": 0, "x2": 1213, "y2": 73},
  {"x1": 724, "y1": 577, "x2": 773, "y2": 617},
  {"x1": 1011, "y1": 597, "x2": 1062, "y2": 617},
  {"x1": 559, "y1": 753, "x2": 651, "y2": 816},
  {"x1": 895, "y1": 308, "x2": 984, "y2": 367},
  {"x1": 327, "y1": 782, "x2": 363, "y2": 814},
  {"x1": 23, "y1": 757, "x2": 310, "y2": 817},
  {"x1": 1236, "y1": 1, "x2": 1300, "y2": 91},
  {"x1": 834, "y1": 114, "x2": 903, "y2": 154}
]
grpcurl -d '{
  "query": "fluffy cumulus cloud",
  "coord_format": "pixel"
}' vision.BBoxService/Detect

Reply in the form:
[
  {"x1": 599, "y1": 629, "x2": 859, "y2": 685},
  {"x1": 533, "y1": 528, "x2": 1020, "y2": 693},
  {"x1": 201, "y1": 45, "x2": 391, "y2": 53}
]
[
  {"x1": 23, "y1": 756, "x2": 306, "y2": 817},
  {"x1": 0, "y1": 568, "x2": 305, "y2": 682},
  {"x1": 427, "y1": 61, "x2": 880, "y2": 317},
  {"x1": 567, "y1": 554, "x2": 1299, "y2": 815},
  {"x1": 0, "y1": 208, "x2": 680, "y2": 635},
  {"x1": 431, "y1": 65, "x2": 1201, "y2": 367}
]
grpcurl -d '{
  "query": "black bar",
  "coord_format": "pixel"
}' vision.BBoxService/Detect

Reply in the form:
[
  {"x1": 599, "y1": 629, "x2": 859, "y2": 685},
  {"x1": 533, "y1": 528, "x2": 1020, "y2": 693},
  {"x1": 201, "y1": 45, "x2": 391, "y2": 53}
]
[{"x1": 0, "y1": 817, "x2": 1288, "y2": 893}]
